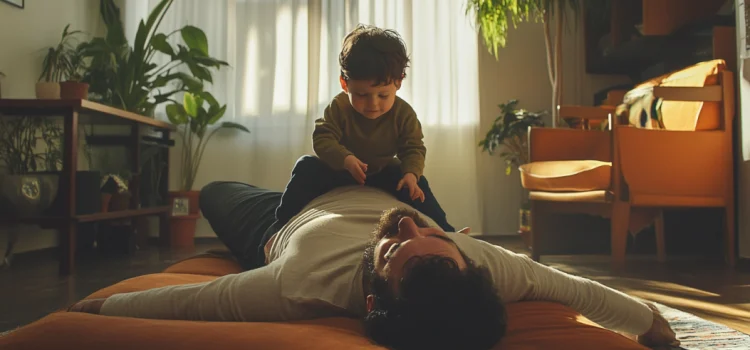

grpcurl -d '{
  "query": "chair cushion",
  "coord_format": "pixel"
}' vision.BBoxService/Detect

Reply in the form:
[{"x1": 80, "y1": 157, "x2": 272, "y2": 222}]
[
  {"x1": 0, "y1": 257, "x2": 647, "y2": 350},
  {"x1": 520, "y1": 160, "x2": 612, "y2": 192}
]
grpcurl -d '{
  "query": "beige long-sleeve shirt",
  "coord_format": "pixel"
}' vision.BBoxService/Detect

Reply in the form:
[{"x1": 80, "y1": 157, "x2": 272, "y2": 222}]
[
  {"x1": 100, "y1": 186, "x2": 653, "y2": 336},
  {"x1": 313, "y1": 92, "x2": 426, "y2": 177}
]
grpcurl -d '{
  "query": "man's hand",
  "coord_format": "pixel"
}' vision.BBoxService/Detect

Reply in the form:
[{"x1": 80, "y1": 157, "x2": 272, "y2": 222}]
[
  {"x1": 344, "y1": 155, "x2": 368, "y2": 185},
  {"x1": 67, "y1": 298, "x2": 107, "y2": 315},
  {"x1": 397, "y1": 173, "x2": 425, "y2": 202},
  {"x1": 638, "y1": 303, "x2": 680, "y2": 348}
]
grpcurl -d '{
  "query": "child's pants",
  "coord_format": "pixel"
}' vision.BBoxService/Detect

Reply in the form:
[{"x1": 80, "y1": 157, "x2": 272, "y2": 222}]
[{"x1": 275, "y1": 155, "x2": 455, "y2": 232}]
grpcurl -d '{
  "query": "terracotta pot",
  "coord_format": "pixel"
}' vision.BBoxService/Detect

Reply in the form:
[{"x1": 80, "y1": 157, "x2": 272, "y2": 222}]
[
  {"x1": 60, "y1": 81, "x2": 89, "y2": 99},
  {"x1": 101, "y1": 193, "x2": 113, "y2": 212},
  {"x1": 109, "y1": 192, "x2": 131, "y2": 211},
  {"x1": 35, "y1": 82, "x2": 60, "y2": 99},
  {"x1": 169, "y1": 214, "x2": 199, "y2": 248},
  {"x1": 168, "y1": 190, "x2": 201, "y2": 216}
]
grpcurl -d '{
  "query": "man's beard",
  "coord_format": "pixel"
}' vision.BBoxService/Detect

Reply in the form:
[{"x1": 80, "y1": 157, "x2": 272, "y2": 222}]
[{"x1": 362, "y1": 207, "x2": 430, "y2": 294}]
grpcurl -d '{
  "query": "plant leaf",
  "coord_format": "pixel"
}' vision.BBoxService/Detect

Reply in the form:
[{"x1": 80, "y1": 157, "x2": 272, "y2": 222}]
[
  {"x1": 220, "y1": 121, "x2": 250, "y2": 133},
  {"x1": 183, "y1": 93, "x2": 198, "y2": 117},
  {"x1": 151, "y1": 33, "x2": 174, "y2": 56},
  {"x1": 181, "y1": 25, "x2": 209, "y2": 56},
  {"x1": 207, "y1": 105, "x2": 227, "y2": 124}
]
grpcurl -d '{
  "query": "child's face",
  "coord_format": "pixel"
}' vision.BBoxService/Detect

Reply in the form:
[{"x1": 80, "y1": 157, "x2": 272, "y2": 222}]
[{"x1": 340, "y1": 77, "x2": 401, "y2": 119}]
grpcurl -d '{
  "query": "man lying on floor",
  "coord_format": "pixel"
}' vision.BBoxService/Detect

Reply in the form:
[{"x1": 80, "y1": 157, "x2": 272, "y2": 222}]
[{"x1": 69, "y1": 182, "x2": 678, "y2": 350}]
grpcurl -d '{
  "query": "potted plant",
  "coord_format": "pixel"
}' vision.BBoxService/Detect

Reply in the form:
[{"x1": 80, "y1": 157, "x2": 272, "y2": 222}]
[
  {"x1": 0, "y1": 116, "x2": 63, "y2": 218},
  {"x1": 80, "y1": 0, "x2": 229, "y2": 117},
  {"x1": 466, "y1": 0, "x2": 583, "y2": 126},
  {"x1": 60, "y1": 43, "x2": 90, "y2": 99},
  {"x1": 165, "y1": 91, "x2": 249, "y2": 248},
  {"x1": 478, "y1": 100, "x2": 546, "y2": 247},
  {"x1": 37, "y1": 24, "x2": 83, "y2": 99}
]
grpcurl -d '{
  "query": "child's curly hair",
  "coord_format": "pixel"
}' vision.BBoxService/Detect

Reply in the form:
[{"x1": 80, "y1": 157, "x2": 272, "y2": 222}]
[{"x1": 339, "y1": 24, "x2": 410, "y2": 86}]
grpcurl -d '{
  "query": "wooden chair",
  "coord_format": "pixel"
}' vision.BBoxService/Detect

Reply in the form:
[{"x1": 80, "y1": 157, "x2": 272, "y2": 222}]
[{"x1": 526, "y1": 70, "x2": 735, "y2": 267}]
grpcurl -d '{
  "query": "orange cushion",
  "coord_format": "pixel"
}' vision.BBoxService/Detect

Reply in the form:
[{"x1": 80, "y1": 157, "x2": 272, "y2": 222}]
[
  {"x1": 520, "y1": 160, "x2": 612, "y2": 192},
  {"x1": 0, "y1": 258, "x2": 647, "y2": 350},
  {"x1": 632, "y1": 59, "x2": 725, "y2": 131}
]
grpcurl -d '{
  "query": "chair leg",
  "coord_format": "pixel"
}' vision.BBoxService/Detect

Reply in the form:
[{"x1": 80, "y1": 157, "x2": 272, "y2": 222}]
[
  {"x1": 611, "y1": 201, "x2": 630, "y2": 267},
  {"x1": 655, "y1": 210, "x2": 666, "y2": 263},
  {"x1": 725, "y1": 204, "x2": 736, "y2": 267}
]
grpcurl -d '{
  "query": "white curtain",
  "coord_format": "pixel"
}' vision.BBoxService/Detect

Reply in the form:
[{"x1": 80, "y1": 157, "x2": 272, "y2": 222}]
[{"x1": 123, "y1": 0, "x2": 483, "y2": 233}]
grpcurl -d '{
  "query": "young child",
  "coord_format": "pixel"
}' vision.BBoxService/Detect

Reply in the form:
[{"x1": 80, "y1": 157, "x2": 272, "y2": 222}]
[{"x1": 274, "y1": 24, "x2": 457, "y2": 233}]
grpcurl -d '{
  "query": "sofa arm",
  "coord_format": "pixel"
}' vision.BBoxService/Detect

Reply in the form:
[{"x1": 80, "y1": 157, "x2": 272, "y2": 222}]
[{"x1": 529, "y1": 128, "x2": 611, "y2": 163}]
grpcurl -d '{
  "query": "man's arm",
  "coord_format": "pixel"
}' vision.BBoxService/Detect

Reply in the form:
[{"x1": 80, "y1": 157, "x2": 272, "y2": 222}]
[
  {"x1": 313, "y1": 101, "x2": 353, "y2": 170},
  {"x1": 397, "y1": 112, "x2": 426, "y2": 178},
  {"x1": 512, "y1": 254, "x2": 653, "y2": 336},
  {"x1": 92, "y1": 265, "x2": 284, "y2": 322}
]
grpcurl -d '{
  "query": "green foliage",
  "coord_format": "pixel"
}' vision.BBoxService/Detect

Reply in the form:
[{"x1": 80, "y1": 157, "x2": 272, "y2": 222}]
[
  {"x1": 0, "y1": 117, "x2": 63, "y2": 174},
  {"x1": 478, "y1": 100, "x2": 546, "y2": 175},
  {"x1": 466, "y1": 0, "x2": 582, "y2": 59},
  {"x1": 166, "y1": 91, "x2": 249, "y2": 191},
  {"x1": 80, "y1": 0, "x2": 229, "y2": 117},
  {"x1": 39, "y1": 24, "x2": 86, "y2": 82}
]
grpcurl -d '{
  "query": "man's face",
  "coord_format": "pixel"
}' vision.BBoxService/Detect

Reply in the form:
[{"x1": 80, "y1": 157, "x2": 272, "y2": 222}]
[
  {"x1": 365, "y1": 208, "x2": 467, "y2": 298},
  {"x1": 340, "y1": 77, "x2": 401, "y2": 119}
]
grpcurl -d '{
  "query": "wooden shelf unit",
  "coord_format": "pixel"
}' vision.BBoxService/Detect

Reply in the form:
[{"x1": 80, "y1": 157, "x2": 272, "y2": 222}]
[{"x1": 0, "y1": 99, "x2": 176, "y2": 275}]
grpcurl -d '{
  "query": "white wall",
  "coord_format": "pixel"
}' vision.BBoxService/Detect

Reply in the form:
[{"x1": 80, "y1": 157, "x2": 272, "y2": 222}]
[
  {"x1": 734, "y1": 1, "x2": 750, "y2": 259},
  {"x1": 477, "y1": 19, "x2": 630, "y2": 235},
  {"x1": 0, "y1": 0, "x2": 102, "y2": 253}
]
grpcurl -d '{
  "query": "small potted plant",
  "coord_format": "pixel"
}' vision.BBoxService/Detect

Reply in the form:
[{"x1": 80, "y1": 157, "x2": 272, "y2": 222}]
[
  {"x1": 478, "y1": 99, "x2": 546, "y2": 246},
  {"x1": 165, "y1": 90, "x2": 249, "y2": 248},
  {"x1": 60, "y1": 43, "x2": 89, "y2": 99},
  {"x1": 37, "y1": 24, "x2": 84, "y2": 99}
]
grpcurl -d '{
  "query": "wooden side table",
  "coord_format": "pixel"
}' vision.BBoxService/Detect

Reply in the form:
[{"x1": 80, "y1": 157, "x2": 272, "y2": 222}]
[{"x1": 0, "y1": 99, "x2": 176, "y2": 275}]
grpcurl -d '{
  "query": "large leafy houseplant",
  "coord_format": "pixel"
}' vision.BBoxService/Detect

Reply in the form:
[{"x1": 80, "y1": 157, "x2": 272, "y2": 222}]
[
  {"x1": 81, "y1": 0, "x2": 228, "y2": 117},
  {"x1": 466, "y1": 0, "x2": 582, "y2": 126},
  {"x1": 166, "y1": 91, "x2": 249, "y2": 192},
  {"x1": 478, "y1": 99, "x2": 546, "y2": 175}
]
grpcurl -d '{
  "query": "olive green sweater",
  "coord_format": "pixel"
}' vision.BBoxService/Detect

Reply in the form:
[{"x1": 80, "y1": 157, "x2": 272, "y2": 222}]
[{"x1": 313, "y1": 92, "x2": 426, "y2": 178}]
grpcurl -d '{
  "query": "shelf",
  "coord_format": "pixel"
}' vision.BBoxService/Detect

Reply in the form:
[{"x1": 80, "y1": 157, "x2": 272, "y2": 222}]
[
  {"x1": 0, "y1": 206, "x2": 171, "y2": 225},
  {"x1": 86, "y1": 135, "x2": 175, "y2": 147},
  {"x1": 77, "y1": 206, "x2": 171, "y2": 222},
  {"x1": 0, "y1": 99, "x2": 176, "y2": 131}
]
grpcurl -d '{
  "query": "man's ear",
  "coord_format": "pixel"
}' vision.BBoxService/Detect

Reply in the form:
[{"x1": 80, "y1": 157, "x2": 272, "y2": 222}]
[
  {"x1": 340, "y1": 76, "x2": 349, "y2": 92},
  {"x1": 394, "y1": 79, "x2": 402, "y2": 90},
  {"x1": 366, "y1": 295, "x2": 375, "y2": 312}
]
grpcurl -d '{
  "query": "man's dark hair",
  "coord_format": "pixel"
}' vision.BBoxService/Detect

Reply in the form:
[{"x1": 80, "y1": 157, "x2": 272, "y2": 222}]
[
  {"x1": 363, "y1": 253, "x2": 507, "y2": 350},
  {"x1": 339, "y1": 24, "x2": 410, "y2": 86}
]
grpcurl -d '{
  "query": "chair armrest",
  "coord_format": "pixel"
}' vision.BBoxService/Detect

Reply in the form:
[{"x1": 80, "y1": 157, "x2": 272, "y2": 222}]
[
  {"x1": 558, "y1": 105, "x2": 616, "y2": 120},
  {"x1": 529, "y1": 128, "x2": 611, "y2": 162}
]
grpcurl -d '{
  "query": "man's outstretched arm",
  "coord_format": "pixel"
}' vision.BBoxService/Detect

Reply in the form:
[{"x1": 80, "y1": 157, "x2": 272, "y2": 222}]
[{"x1": 70, "y1": 265, "x2": 283, "y2": 322}]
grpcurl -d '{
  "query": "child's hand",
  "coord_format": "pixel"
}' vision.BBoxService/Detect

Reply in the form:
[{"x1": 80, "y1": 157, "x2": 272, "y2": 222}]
[
  {"x1": 344, "y1": 155, "x2": 368, "y2": 185},
  {"x1": 397, "y1": 173, "x2": 425, "y2": 202}
]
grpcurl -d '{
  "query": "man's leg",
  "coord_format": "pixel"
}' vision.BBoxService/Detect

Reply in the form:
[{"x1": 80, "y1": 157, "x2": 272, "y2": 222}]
[
  {"x1": 199, "y1": 182, "x2": 281, "y2": 270},
  {"x1": 368, "y1": 165, "x2": 455, "y2": 232}
]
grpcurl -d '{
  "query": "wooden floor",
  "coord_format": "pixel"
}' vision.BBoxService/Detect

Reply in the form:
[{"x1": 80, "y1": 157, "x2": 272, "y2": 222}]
[{"x1": 1, "y1": 237, "x2": 749, "y2": 336}]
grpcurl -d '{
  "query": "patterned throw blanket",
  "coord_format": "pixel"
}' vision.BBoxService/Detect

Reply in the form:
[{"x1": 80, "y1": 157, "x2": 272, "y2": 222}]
[{"x1": 615, "y1": 86, "x2": 666, "y2": 130}]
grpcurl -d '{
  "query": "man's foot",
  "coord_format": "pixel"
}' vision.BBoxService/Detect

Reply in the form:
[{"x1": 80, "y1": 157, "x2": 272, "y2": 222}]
[{"x1": 458, "y1": 227, "x2": 471, "y2": 235}]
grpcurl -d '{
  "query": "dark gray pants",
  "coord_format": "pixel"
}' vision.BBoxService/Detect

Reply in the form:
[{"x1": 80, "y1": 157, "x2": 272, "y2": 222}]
[{"x1": 199, "y1": 182, "x2": 281, "y2": 270}]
